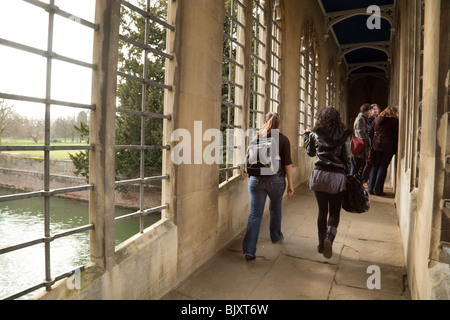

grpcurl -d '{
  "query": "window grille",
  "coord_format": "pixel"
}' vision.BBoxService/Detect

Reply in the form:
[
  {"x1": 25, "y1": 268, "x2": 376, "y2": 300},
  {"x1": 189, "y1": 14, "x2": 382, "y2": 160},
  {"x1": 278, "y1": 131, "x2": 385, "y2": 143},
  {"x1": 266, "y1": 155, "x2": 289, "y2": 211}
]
[
  {"x1": 220, "y1": 0, "x2": 246, "y2": 183},
  {"x1": 249, "y1": 0, "x2": 265, "y2": 131},
  {"x1": 0, "y1": 0, "x2": 97, "y2": 299},
  {"x1": 326, "y1": 68, "x2": 336, "y2": 107},
  {"x1": 0, "y1": 0, "x2": 174, "y2": 300},
  {"x1": 270, "y1": 8, "x2": 281, "y2": 114},
  {"x1": 299, "y1": 23, "x2": 319, "y2": 146},
  {"x1": 412, "y1": 0, "x2": 424, "y2": 189},
  {"x1": 115, "y1": 0, "x2": 172, "y2": 232}
]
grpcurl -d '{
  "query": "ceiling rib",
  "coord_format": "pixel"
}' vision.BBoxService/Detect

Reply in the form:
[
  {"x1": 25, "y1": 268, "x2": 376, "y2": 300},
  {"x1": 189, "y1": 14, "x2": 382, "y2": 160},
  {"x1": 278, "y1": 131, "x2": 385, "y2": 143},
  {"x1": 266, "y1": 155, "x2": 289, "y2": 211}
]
[{"x1": 319, "y1": 1, "x2": 395, "y2": 80}]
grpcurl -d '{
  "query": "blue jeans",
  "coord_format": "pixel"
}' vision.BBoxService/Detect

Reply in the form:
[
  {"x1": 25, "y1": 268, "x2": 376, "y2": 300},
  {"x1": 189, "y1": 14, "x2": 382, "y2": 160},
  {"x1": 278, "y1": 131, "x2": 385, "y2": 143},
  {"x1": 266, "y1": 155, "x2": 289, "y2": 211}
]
[
  {"x1": 369, "y1": 150, "x2": 395, "y2": 193},
  {"x1": 243, "y1": 174, "x2": 286, "y2": 257}
]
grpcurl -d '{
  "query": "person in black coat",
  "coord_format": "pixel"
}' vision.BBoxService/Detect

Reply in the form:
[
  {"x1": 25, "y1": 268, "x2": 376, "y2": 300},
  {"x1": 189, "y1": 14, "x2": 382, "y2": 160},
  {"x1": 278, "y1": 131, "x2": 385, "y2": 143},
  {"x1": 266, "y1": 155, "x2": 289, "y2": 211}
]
[
  {"x1": 368, "y1": 106, "x2": 399, "y2": 196},
  {"x1": 304, "y1": 107, "x2": 352, "y2": 259}
]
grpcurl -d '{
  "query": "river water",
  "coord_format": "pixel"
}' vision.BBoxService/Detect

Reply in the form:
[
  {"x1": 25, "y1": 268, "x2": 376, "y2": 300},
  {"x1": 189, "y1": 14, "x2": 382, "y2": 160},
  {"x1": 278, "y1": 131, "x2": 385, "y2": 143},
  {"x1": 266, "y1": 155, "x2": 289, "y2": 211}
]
[{"x1": 0, "y1": 187, "x2": 160, "y2": 300}]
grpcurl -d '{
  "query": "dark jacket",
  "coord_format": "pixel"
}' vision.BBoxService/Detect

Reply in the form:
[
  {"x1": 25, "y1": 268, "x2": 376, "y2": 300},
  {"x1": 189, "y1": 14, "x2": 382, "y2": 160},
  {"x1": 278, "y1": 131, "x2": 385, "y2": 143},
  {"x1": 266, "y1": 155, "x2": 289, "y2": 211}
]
[
  {"x1": 304, "y1": 128, "x2": 353, "y2": 174},
  {"x1": 369, "y1": 116, "x2": 399, "y2": 154}
]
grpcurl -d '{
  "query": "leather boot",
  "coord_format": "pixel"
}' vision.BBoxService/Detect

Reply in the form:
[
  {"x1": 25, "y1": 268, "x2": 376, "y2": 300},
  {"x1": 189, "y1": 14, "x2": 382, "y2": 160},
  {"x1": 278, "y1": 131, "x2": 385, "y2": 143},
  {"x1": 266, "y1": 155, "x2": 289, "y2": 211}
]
[
  {"x1": 317, "y1": 233, "x2": 326, "y2": 253},
  {"x1": 323, "y1": 226, "x2": 337, "y2": 259}
]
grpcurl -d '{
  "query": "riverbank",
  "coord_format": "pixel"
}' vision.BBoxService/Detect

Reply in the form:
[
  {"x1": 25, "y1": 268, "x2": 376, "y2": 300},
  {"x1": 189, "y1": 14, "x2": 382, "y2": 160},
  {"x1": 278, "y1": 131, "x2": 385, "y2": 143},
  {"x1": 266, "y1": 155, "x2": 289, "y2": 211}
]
[{"x1": 0, "y1": 153, "x2": 161, "y2": 208}]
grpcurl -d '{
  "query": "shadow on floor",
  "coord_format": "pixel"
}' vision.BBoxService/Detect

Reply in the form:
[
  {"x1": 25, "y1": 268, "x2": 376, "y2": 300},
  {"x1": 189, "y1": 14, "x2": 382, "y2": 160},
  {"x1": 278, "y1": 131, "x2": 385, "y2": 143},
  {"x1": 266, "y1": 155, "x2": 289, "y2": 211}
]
[{"x1": 163, "y1": 184, "x2": 411, "y2": 300}]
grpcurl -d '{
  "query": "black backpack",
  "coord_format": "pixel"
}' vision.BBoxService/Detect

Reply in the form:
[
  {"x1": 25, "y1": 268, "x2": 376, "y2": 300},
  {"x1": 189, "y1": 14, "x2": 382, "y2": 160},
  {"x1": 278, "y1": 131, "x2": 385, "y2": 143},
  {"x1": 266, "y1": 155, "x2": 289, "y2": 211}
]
[{"x1": 245, "y1": 134, "x2": 281, "y2": 177}]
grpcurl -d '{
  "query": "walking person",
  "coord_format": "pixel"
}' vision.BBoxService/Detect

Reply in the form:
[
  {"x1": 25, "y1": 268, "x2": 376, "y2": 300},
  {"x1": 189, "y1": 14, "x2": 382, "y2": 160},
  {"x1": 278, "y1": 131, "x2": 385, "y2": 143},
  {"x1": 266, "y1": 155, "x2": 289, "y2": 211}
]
[
  {"x1": 243, "y1": 112, "x2": 294, "y2": 261},
  {"x1": 362, "y1": 103, "x2": 380, "y2": 182},
  {"x1": 368, "y1": 106, "x2": 399, "y2": 196},
  {"x1": 304, "y1": 107, "x2": 352, "y2": 259},
  {"x1": 353, "y1": 103, "x2": 373, "y2": 178}
]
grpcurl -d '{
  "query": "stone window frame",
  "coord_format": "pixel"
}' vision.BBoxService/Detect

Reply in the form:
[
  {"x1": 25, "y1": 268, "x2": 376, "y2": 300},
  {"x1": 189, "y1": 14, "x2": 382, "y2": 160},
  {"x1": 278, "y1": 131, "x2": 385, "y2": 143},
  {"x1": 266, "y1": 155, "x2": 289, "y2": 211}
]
[
  {"x1": 269, "y1": 3, "x2": 282, "y2": 114},
  {"x1": 299, "y1": 21, "x2": 320, "y2": 146},
  {"x1": 411, "y1": 0, "x2": 425, "y2": 190},
  {"x1": 326, "y1": 65, "x2": 336, "y2": 108},
  {"x1": 220, "y1": 0, "x2": 283, "y2": 184},
  {"x1": 115, "y1": 0, "x2": 173, "y2": 231},
  {"x1": 249, "y1": 0, "x2": 267, "y2": 131},
  {"x1": 0, "y1": 0, "x2": 176, "y2": 299},
  {"x1": 220, "y1": 0, "x2": 247, "y2": 184}
]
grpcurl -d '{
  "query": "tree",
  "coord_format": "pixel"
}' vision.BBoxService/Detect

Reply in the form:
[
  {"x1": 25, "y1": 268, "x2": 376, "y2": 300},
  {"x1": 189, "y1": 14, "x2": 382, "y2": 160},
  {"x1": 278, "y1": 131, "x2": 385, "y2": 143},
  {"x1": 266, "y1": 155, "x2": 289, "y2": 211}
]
[
  {"x1": 115, "y1": 0, "x2": 167, "y2": 178},
  {"x1": 26, "y1": 118, "x2": 45, "y2": 143},
  {"x1": 52, "y1": 116, "x2": 77, "y2": 142},
  {"x1": 69, "y1": 121, "x2": 90, "y2": 181},
  {"x1": 0, "y1": 99, "x2": 15, "y2": 145},
  {"x1": 70, "y1": 0, "x2": 168, "y2": 182}
]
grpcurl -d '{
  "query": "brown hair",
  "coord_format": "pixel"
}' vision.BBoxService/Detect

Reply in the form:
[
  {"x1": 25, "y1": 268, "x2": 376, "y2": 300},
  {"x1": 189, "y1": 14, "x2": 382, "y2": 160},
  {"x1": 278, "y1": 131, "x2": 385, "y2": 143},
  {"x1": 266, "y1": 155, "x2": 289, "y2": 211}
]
[
  {"x1": 360, "y1": 103, "x2": 373, "y2": 113},
  {"x1": 258, "y1": 112, "x2": 280, "y2": 137},
  {"x1": 380, "y1": 105, "x2": 399, "y2": 118},
  {"x1": 313, "y1": 106, "x2": 345, "y2": 132}
]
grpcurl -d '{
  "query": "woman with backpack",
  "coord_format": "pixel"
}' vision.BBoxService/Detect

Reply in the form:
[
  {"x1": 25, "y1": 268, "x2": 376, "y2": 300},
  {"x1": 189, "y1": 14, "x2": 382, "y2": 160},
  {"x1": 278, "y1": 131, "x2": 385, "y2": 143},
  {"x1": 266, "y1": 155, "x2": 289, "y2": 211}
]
[
  {"x1": 242, "y1": 112, "x2": 294, "y2": 261},
  {"x1": 304, "y1": 107, "x2": 353, "y2": 259}
]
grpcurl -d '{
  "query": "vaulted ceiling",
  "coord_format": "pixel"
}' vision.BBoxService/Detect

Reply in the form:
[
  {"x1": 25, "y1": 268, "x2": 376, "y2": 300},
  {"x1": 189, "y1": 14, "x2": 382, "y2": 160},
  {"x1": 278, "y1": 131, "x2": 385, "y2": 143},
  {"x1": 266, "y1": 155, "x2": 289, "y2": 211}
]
[{"x1": 317, "y1": 0, "x2": 395, "y2": 83}]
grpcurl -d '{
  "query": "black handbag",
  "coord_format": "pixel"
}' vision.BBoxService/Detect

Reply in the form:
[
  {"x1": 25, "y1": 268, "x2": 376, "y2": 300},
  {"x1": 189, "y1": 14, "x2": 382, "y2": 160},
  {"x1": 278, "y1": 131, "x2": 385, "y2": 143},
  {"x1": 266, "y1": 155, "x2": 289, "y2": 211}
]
[{"x1": 343, "y1": 173, "x2": 370, "y2": 214}]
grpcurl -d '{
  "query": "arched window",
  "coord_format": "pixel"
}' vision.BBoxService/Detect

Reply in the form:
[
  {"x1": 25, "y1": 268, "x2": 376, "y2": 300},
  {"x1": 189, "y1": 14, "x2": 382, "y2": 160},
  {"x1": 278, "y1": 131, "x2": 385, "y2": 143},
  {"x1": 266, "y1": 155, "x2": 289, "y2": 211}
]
[
  {"x1": 249, "y1": 0, "x2": 266, "y2": 131},
  {"x1": 221, "y1": 0, "x2": 283, "y2": 183},
  {"x1": 412, "y1": 0, "x2": 424, "y2": 189},
  {"x1": 270, "y1": 2, "x2": 282, "y2": 113},
  {"x1": 221, "y1": 0, "x2": 247, "y2": 183},
  {"x1": 326, "y1": 67, "x2": 336, "y2": 107},
  {"x1": 299, "y1": 21, "x2": 319, "y2": 146}
]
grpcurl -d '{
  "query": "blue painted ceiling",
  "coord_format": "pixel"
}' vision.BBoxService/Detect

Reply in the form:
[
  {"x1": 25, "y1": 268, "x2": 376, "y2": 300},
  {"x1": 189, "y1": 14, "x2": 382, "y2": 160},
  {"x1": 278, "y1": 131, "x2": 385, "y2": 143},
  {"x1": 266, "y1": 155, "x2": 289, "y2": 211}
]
[
  {"x1": 320, "y1": 0, "x2": 394, "y2": 12},
  {"x1": 319, "y1": 0, "x2": 394, "y2": 75}
]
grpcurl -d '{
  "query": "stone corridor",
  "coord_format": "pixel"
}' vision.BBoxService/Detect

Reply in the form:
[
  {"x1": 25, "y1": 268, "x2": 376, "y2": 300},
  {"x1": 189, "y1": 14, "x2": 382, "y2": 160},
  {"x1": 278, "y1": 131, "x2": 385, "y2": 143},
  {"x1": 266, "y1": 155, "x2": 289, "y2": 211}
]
[{"x1": 163, "y1": 184, "x2": 410, "y2": 300}]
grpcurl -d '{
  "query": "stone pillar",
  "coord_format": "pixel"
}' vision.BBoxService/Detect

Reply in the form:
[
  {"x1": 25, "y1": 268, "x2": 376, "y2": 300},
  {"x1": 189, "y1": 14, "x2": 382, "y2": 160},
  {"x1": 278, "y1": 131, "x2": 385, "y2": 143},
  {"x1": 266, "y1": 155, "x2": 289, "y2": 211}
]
[
  {"x1": 416, "y1": 0, "x2": 450, "y2": 299},
  {"x1": 89, "y1": 0, "x2": 121, "y2": 271},
  {"x1": 425, "y1": 0, "x2": 450, "y2": 300},
  {"x1": 168, "y1": 0, "x2": 224, "y2": 279},
  {"x1": 279, "y1": 0, "x2": 301, "y2": 163}
]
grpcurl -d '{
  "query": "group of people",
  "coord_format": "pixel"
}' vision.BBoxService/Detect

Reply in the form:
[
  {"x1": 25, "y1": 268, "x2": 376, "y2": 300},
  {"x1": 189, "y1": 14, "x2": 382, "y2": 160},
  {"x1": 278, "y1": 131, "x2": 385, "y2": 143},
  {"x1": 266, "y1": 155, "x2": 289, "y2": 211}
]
[
  {"x1": 242, "y1": 104, "x2": 399, "y2": 261},
  {"x1": 353, "y1": 103, "x2": 399, "y2": 196}
]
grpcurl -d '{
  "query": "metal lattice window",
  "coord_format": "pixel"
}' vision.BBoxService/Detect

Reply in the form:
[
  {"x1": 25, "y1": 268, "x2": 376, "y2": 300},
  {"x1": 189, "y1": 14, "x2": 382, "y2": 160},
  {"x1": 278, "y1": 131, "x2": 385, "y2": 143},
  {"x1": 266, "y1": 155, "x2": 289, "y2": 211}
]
[
  {"x1": 220, "y1": 0, "x2": 246, "y2": 184},
  {"x1": 412, "y1": 0, "x2": 424, "y2": 189},
  {"x1": 249, "y1": 0, "x2": 265, "y2": 131},
  {"x1": 299, "y1": 23, "x2": 319, "y2": 146},
  {"x1": 270, "y1": 7, "x2": 281, "y2": 114},
  {"x1": 0, "y1": 0, "x2": 97, "y2": 299},
  {"x1": 0, "y1": 0, "x2": 174, "y2": 300},
  {"x1": 338, "y1": 84, "x2": 345, "y2": 120},
  {"x1": 115, "y1": 0, "x2": 172, "y2": 231},
  {"x1": 326, "y1": 67, "x2": 336, "y2": 107}
]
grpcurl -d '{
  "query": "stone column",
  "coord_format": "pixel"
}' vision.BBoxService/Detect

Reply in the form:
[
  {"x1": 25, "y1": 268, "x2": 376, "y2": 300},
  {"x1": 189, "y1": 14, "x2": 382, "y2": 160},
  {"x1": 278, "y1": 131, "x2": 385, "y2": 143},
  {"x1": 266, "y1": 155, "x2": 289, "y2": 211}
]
[
  {"x1": 416, "y1": 0, "x2": 450, "y2": 299},
  {"x1": 169, "y1": 0, "x2": 224, "y2": 279},
  {"x1": 89, "y1": 0, "x2": 121, "y2": 271}
]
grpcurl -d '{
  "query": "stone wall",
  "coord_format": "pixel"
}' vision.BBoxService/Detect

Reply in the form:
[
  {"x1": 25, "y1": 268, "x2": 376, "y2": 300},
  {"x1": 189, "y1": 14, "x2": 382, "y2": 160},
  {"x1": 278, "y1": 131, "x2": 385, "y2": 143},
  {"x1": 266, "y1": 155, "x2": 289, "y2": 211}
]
[{"x1": 391, "y1": 0, "x2": 450, "y2": 300}]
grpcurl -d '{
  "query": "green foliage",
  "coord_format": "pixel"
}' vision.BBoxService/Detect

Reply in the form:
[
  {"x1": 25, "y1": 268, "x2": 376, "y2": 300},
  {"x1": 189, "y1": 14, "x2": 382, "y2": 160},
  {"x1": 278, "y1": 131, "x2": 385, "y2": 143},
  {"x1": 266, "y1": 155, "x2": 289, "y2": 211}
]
[
  {"x1": 69, "y1": 149, "x2": 89, "y2": 181},
  {"x1": 116, "y1": 0, "x2": 167, "y2": 178},
  {"x1": 70, "y1": 0, "x2": 168, "y2": 182},
  {"x1": 69, "y1": 121, "x2": 90, "y2": 181}
]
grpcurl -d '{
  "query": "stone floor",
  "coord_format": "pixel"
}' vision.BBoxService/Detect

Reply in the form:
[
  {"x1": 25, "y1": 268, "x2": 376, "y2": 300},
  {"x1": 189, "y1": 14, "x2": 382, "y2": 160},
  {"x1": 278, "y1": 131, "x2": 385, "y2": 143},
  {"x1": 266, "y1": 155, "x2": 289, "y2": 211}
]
[{"x1": 163, "y1": 184, "x2": 411, "y2": 300}]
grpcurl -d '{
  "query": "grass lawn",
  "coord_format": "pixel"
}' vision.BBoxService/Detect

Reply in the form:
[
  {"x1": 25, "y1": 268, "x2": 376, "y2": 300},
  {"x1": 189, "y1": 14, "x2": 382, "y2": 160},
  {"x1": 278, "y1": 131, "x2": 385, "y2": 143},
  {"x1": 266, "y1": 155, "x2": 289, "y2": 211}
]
[{"x1": 0, "y1": 138, "x2": 89, "y2": 160}]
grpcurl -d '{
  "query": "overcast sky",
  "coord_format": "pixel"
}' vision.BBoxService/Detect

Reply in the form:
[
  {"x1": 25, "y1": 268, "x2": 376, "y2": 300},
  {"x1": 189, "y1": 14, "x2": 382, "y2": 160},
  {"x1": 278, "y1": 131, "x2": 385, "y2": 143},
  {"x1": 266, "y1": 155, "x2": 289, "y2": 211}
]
[{"x1": 0, "y1": 0, "x2": 96, "y2": 120}]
